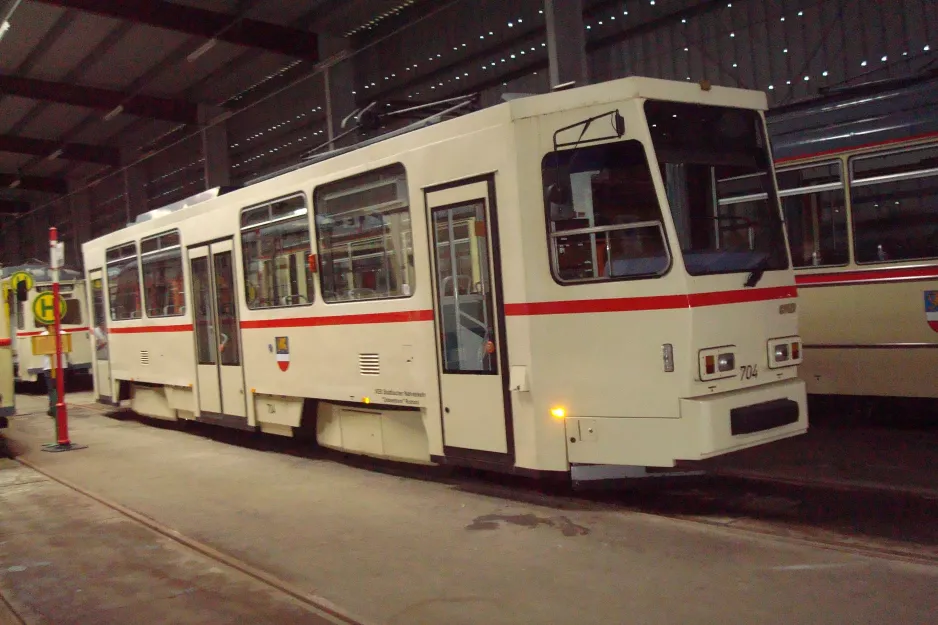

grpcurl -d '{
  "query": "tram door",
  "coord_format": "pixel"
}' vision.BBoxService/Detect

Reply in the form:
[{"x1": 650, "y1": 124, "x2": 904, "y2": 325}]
[
  {"x1": 189, "y1": 241, "x2": 247, "y2": 421},
  {"x1": 88, "y1": 270, "x2": 113, "y2": 402},
  {"x1": 426, "y1": 176, "x2": 513, "y2": 460}
]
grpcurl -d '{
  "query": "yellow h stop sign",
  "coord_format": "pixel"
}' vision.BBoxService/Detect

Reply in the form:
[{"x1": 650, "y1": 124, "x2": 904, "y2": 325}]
[
  {"x1": 33, "y1": 291, "x2": 67, "y2": 326},
  {"x1": 10, "y1": 271, "x2": 34, "y2": 293}
]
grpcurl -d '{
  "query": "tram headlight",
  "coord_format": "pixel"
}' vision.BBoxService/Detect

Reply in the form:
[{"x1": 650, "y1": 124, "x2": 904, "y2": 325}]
[
  {"x1": 768, "y1": 337, "x2": 802, "y2": 369},
  {"x1": 699, "y1": 346, "x2": 736, "y2": 380}
]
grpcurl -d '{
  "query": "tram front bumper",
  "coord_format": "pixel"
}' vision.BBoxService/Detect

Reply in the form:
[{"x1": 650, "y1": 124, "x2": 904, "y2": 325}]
[
  {"x1": 677, "y1": 377, "x2": 807, "y2": 460},
  {"x1": 564, "y1": 378, "x2": 807, "y2": 468}
]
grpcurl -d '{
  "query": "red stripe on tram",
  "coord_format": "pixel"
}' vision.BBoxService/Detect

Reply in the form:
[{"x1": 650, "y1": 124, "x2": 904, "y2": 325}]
[
  {"x1": 240, "y1": 309, "x2": 435, "y2": 329},
  {"x1": 795, "y1": 266, "x2": 938, "y2": 287},
  {"x1": 504, "y1": 285, "x2": 796, "y2": 316},
  {"x1": 108, "y1": 324, "x2": 194, "y2": 334}
]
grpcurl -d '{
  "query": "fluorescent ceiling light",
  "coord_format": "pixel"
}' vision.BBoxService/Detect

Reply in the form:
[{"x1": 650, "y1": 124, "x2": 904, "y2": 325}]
[
  {"x1": 187, "y1": 39, "x2": 217, "y2": 62},
  {"x1": 103, "y1": 105, "x2": 124, "y2": 121}
]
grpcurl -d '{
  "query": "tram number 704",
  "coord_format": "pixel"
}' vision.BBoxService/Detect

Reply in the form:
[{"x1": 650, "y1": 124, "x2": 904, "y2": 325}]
[{"x1": 739, "y1": 364, "x2": 759, "y2": 380}]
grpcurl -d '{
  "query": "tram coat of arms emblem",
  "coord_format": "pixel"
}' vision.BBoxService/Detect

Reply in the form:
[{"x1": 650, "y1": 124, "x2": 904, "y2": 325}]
[
  {"x1": 925, "y1": 291, "x2": 938, "y2": 333},
  {"x1": 276, "y1": 336, "x2": 290, "y2": 371}
]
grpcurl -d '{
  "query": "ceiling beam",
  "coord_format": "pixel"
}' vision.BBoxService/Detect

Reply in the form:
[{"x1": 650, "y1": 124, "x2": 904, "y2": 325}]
[
  {"x1": 34, "y1": 0, "x2": 319, "y2": 61},
  {"x1": 0, "y1": 134, "x2": 119, "y2": 166},
  {"x1": 0, "y1": 174, "x2": 67, "y2": 194},
  {"x1": 0, "y1": 199, "x2": 30, "y2": 214},
  {"x1": 0, "y1": 74, "x2": 200, "y2": 124}
]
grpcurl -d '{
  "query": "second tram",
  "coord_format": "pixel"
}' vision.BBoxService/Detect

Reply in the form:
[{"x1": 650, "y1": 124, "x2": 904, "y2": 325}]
[
  {"x1": 0, "y1": 264, "x2": 93, "y2": 385},
  {"x1": 0, "y1": 272, "x2": 13, "y2": 426},
  {"x1": 765, "y1": 73, "x2": 938, "y2": 403},
  {"x1": 82, "y1": 76, "x2": 807, "y2": 478}
]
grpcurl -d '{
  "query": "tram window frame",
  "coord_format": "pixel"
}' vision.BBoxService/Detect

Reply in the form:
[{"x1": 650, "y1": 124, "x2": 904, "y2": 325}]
[
  {"x1": 140, "y1": 229, "x2": 186, "y2": 318},
  {"x1": 104, "y1": 242, "x2": 142, "y2": 321},
  {"x1": 240, "y1": 193, "x2": 315, "y2": 310},
  {"x1": 313, "y1": 163, "x2": 416, "y2": 303},
  {"x1": 775, "y1": 160, "x2": 850, "y2": 268},
  {"x1": 541, "y1": 139, "x2": 672, "y2": 285},
  {"x1": 849, "y1": 144, "x2": 938, "y2": 264}
]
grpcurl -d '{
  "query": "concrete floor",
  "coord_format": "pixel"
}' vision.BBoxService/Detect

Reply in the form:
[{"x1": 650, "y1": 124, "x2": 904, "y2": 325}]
[
  {"x1": 708, "y1": 418, "x2": 938, "y2": 497},
  {"x1": 0, "y1": 459, "x2": 350, "y2": 625},
  {"x1": 4, "y1": 391, "x2": 938, "y2": 625}
]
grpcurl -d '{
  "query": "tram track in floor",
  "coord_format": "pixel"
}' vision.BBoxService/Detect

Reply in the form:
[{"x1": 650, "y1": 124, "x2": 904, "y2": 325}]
[
  {"x1": 7, "y1": 451, "x2": 377, "y2": 625},
  {"x1": 18, "y1": 401, "x2": 938, "y2": 573}
]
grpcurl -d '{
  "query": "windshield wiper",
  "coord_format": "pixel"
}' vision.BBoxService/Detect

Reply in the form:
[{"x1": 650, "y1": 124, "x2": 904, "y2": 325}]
[{"x1": 744, "y1": 256, "x2": 770, "y2": 288}]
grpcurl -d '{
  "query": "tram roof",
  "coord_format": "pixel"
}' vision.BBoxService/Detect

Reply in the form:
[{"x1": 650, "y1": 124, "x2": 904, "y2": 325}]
[
  {"x1": 1, "y1": 263, "x2": 83, "y2": 282},
  {"x1": 767, "y1": 72, "x2": 938, "y2": 161},
  {"x1": 504, "y1": 75, "x2": 768, "y2": 121},
  {"x1": 84, "y1": 75, "x2": 769, "y2": 250}
]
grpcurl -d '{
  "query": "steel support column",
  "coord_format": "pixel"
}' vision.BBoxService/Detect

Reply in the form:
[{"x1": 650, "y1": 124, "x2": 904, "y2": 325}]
[
  {"x1": 68, "y1": 180, "x2": 91, "y2": 264},
  {"x1": 544, "y1": 0, "x2": 588, "y2": 88},
  {"x1": 120, "y1": 147, "x2": 148, "y2": 222},
  {"x1": 319, "y1": 35, "x2": 356, "y2": 150},
  {"x1": 199, "y1": 104, "x2": 230, "y2": 189}
]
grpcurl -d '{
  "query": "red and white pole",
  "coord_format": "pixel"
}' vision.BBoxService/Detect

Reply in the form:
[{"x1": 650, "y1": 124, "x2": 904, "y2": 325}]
[{"x1": 50, "y1": 227, "x2": 69, "y2": 446}]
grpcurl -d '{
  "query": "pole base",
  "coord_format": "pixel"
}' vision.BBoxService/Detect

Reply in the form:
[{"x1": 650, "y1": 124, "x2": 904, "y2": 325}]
[{"x1": 41, "y1": 442, "x2": 87, "y2": 453}]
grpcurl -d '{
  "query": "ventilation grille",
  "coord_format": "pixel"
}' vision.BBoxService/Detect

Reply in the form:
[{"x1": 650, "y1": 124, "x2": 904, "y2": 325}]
[
  {"x1": 359, "y1": 353, "x2": 380, "y2": 376},
  {"x1": 140, "y1": 351, "x2": 150, "y2": 366}
]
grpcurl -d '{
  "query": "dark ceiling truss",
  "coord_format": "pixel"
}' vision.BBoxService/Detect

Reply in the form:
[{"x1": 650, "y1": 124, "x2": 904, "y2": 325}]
[
  {"x1": 0, "y1": 173, "x2": 67, "y2": 194},
  {"x1": 0, "y1": 74, "x2": 200, "y2": 124},
  {"x1": 585, "y1": 0, "x2": 740, "y2": 53},
  {"x1": 363, "y1": 0, "x2": 736, "y2": 107},
  {"x1": 358, "y1": 24, "x2": 546, "y2": 107},
  {"x1": 0, "y1": 134, "x2": 119, "y2": 165},
  {"x1": 349, "y1": 0, "x2": 443, "y2": 47},
  {"x1": 28, "y1": 1, "x2": 336, "y2": 184},
  {"x1": 33, "y1": 0, "x2": 320, "y2": 61}
]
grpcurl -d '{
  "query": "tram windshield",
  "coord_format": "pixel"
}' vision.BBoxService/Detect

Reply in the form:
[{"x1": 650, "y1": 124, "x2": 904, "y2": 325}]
[
  {"x1": 542, "y1": 139, "x2": 671, "y2": 283},
  {"x1": 645, "y1": 101, "x2": 789, "y2": 278}
]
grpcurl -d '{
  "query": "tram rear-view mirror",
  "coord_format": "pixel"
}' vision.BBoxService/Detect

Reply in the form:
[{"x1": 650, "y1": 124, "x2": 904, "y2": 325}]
[
  {"x1": 613, "y1": 111, "x2": 625, "y2": 137},
  {"x1": 547, "y1": 183, "x2": 575, "y2": 220}
]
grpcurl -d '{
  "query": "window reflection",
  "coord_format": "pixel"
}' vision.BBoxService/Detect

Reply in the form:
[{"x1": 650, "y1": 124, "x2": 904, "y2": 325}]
[
  {"x1": 315, "y1": 164, "x2": 415, "y2": 302},
  {"x1": 433, "y1": 202, "x2": 497, "y2": 374}
]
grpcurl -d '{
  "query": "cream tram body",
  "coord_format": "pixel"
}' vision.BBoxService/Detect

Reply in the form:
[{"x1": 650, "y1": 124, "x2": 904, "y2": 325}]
[
  {"x1": 766, "y1": 75, "x2": 938, "y2": 401},
  {"x1": 83, "y1": 76, "x2": 807, "y2": 477},
  {"x1": 0, "y1": 265, "x2": 93, "y2": 384},
  {"x1": 0, "y1": 275, "x2": 13, "y2": 421}
]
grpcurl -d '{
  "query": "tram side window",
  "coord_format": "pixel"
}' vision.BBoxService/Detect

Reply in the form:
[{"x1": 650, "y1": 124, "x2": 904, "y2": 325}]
[
  {"x1": 140, "y1": 230, "x2": 185, "y2": 317},
  {"x1": 105, "y1": 243, "x2": 142, "y2": 321},
  {"x1": 850, "y1": 145, "x2": 938, "y2": 263},
  {"x1": 241, "y1": 194, "x2": 314, "y2": 309},
  {"x1": 776, "y1": 162, "x2": 848, "y2": 267},
  {"x1": 61, "y1": 299, "x2": 82, "y2": 325},
  {"x1": 542, "y1": 140, "x2": 669, "y2": 283},
  {"x1": 314, "y1": 164, "x2": 416, "y2": 302},
  {"x1": 91, "y1": 276, "x2": 108, "y2": 360}
]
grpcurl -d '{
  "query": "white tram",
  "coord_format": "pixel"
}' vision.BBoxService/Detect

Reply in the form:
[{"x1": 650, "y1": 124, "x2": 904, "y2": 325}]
[
  {"x1": 82, "y1": 76, "x2": 807, "y2": 478},
  {"x1": 766, "y1": 74, "x2": 938, "y2": 402},
  {"x1": 0, "y1": 264, "x2": 93, "y2": 384},
  {"x1": 0, "y1": 272, "x2": 13, "y2": 425}
]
